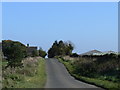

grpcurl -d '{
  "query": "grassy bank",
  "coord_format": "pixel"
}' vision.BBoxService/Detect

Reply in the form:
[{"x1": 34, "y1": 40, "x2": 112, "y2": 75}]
[
  {"x1": 57, "y1": 57, "x2": 120, "y2": 89},
  {"x1": 2, "y1": 57, "x2": 46, "y2": 88}
]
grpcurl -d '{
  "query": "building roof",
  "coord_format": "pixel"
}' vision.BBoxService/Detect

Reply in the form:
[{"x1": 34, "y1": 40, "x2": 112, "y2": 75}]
[{"x1": 80, "y1": 50, "x2": 102, "y2": 55}]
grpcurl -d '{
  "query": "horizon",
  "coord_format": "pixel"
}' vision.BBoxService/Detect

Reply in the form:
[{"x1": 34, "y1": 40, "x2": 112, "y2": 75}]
[
  {"x1": 2, "y1": 2, "x2": 118, "y2": 54},
  {"x1": 1, "y1": 39, "x2": 118, "y2": 54}
]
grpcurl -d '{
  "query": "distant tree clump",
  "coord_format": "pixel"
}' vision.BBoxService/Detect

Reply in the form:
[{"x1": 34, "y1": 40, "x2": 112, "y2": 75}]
[
  {"x1": 38, "y1": 48, "x2": 47, "y2": 58},
  {"x1": 48, "y1": 40, "x2": 74, "y2": 58},
  {"x1": 2, "y1": 40, "x2": 27, "y2": 68},
  {"x1": 70, "y1": 53, "x2": 79, "y2": 57}
]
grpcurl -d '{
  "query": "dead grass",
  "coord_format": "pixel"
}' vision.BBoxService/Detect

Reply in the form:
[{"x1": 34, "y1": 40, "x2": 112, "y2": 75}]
[{"x1": 2, "y1": 57, "x2": 46, "y2": 88}]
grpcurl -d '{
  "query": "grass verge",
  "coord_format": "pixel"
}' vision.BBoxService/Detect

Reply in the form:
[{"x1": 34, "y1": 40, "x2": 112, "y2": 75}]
[
  {"x1": 16, "y1": 58, "x2": 46, "y2": 88},
  {"x1": 2, "y1": 57, "x2": 46, "y2": 88},
  {"x1": 57, "y1": 57, "x2": 120, "y2": 89}
]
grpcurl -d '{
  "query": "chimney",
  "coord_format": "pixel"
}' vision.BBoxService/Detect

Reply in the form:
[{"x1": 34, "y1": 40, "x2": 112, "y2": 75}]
[{"x1": 27, "y1": 44, "x2": 29, "y2": 47}]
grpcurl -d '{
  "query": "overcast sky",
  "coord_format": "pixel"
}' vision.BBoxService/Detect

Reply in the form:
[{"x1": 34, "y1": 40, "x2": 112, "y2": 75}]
[{"x1": 2, "y1": 2, "x2": 118, "y2": 54}]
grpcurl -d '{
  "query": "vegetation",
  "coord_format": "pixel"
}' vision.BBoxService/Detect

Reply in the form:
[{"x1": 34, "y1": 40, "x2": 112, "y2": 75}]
[
  {"x1": 48, "y1": 40, "x2": 74, "y2": 58},
  {"x1": 2, "y1": 40, "x2": 47, "y2": 88},
  {"x1": 2, "y1": 57, "x2": 46, "y2": 88},
  {"x1": 0, "y1": 50, "x2": 2, "y2": 89},
  {"x1": 73, "y1": 54, "x2": 119, "y2": 79},
  {"x1": 57, "y1": 54, "x2": 120, "y2": 89},
  {"x1": 2, "y1": 39, "x2": 119, "y2": 89},
  {"x1": 70, "y1": 53, "x2": 79, "y2": 57},
  {"x1": 31, "y1": 50, "x2": 39, "y2": 57},
  {"x1": 39, "y1": 48, "x2": 47, "y2": 58},
  {"x1": 2, "y1": 40, "x2": 27, "y2": 68}
]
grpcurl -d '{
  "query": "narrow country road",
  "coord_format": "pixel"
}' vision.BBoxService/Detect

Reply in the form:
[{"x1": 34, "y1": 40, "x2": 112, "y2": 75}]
[{"x1": 45, "y1": 58, "x2": 103, "y2": 89}]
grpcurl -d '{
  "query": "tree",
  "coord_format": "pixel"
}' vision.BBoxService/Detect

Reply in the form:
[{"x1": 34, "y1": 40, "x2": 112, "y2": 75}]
[
  {"x1": 2, "y1": 40, "x2": 27, "y2": 68},
  {"x1": 48, "y1": 40, "x2": 74, "y2": 58},
  {"x1": 38, "y1": 48, "x2": 47, "y2": 58}
]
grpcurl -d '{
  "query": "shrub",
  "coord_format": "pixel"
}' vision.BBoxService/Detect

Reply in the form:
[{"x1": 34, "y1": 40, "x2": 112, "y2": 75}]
[
  {"x1": 2, "y1": 40, "x2": 27, "y2": 68},
  {"x1": 70, "y1": 54, "x2": 120, "y2": 82},
  {"x1": 70, "y1": 53, "x2": 79, "y2": 57},
  {"x1": 39, "y1": 48, "x2": 47, "y2": 58}
]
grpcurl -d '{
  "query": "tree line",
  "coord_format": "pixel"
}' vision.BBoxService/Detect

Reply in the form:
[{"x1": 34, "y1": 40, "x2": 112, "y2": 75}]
[
  {"x1": 2, "y1": 40, "x2": 74, "y2": 68},
  {"x1": 2, "y1": 40, "x2": 47, "y2": 68},
  {"x1": 48, "y1": 40, "x2": 74, "y2": 58}
]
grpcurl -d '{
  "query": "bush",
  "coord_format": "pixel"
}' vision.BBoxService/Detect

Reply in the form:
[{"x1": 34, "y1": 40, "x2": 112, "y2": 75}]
[
  {"x1": 73, "y1": 61, "x2": 97, "y2": 77},
  {"x1": 70, "y1": 53, "x2": 79, "y2": 57},
  {"x1": 71, "y1": 54, "x2": 120, "y2": 82},
  {"x1": 39, "y1": 48, "x2": 47, "y2": 58},
  {"x1": 2, "y1": 40, "x2": 27, "y2": 68}
]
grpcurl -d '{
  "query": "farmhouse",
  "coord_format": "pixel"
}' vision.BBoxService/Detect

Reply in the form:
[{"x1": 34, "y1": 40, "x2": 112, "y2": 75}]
[{"x1": 27, "y1": 44, "x2": 38, "y2": 56}]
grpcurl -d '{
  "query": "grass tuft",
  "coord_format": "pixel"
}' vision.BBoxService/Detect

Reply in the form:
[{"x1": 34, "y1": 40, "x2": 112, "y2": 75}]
[{"x1": 2, "y1": 57, "x2": 46, "y2": 88}]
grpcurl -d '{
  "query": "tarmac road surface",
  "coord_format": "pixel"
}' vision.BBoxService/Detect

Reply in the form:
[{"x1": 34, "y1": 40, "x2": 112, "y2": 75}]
[{"x1": 45, "y1": 58, "x2": 103, "y2": 89}]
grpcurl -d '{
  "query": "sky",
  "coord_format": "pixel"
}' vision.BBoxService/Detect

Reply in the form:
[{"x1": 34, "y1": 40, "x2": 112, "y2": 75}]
[
  {"x1": 2, "y1": 2, "x2": 118, "y2": 54},
  {"x1": 1, "y1": 0, "x2": 119, "y2": 2},
  {"x1": 0, "y1": 2, "x2": 2, "y2": 42},
  {"x1": 119, "y1": 2, "x2": 120, "y2": 52}
]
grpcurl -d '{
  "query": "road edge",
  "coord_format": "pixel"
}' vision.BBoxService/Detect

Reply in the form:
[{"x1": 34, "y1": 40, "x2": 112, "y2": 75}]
[{"x1": 56, "y1": 58, "x2": 106, "y2": 90}]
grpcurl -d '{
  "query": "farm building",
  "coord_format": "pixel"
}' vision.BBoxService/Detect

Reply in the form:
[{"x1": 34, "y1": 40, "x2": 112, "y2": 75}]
[{"x1": 27, "y1": 44, "x2": 38, "y2": 56}]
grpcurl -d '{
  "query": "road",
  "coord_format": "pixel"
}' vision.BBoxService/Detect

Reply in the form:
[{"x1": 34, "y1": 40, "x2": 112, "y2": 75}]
[{"x1": 45, "y1": 58, "x2": 103, "y2": 89}]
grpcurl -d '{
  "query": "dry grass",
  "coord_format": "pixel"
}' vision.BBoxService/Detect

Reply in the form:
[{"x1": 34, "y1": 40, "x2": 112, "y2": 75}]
[
  {"x1": 2, "y1": 57, "x2": 46, "y2": 88},
  {"x1": 63, "y1": 56, "x2": 79, "y2": 61}
]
